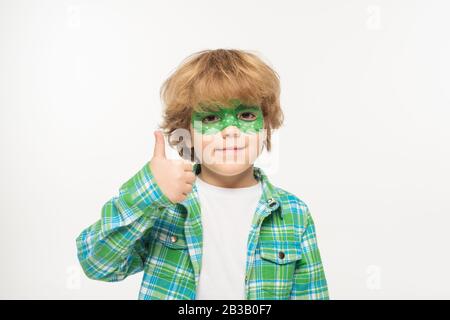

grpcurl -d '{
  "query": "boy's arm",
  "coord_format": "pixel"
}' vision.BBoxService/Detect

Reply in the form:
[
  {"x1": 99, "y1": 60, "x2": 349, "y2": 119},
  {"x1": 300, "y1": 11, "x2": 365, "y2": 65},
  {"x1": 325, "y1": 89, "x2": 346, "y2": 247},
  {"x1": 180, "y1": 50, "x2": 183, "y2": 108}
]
[
  {"x1": 76, "y1": 161, "x2": 173, "y2": 282},
  {"x1": 290, "y1": 210, "x2": 329, "y2": 299}
]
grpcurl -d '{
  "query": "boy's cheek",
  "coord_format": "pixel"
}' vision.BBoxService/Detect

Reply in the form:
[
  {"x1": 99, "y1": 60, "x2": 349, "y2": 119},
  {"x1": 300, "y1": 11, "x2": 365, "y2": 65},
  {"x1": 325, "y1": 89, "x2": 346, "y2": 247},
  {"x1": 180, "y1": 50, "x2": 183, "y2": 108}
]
[
  {"x1": 191, "y1": 130, "x2": 263, "y2": 164},
  {"x1": 191, "y1": 135, "x2": 217, "y2": 164}
]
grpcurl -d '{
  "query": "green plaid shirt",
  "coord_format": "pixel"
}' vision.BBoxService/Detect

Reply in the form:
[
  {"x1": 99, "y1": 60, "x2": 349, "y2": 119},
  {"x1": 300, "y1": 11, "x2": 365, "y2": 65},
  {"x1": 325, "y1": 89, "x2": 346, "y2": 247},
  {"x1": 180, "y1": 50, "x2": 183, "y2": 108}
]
[{"x1": 76, "y1": 162, "x2": 329, "y2": 300}]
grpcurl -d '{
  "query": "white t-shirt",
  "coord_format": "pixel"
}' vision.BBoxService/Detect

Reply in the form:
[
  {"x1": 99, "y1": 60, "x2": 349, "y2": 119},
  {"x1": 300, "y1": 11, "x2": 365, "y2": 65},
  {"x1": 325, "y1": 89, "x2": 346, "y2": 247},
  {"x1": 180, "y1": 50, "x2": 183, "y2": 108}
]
[{"x1": 195, "y1": 175, "x2": 262, "y2": 300}]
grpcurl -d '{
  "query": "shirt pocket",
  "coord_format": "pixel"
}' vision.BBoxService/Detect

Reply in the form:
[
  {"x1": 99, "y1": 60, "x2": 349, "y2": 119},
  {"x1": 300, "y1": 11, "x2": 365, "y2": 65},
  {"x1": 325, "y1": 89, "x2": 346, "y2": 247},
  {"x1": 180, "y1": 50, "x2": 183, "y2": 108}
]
[
  {"x1": 153, "y1": 206, "x2": 189, "y2": 250},
  {"x1": 259, "y1": 241, "x2": 302, "y2": 264},
  {"x1": 145, "y1": 227, "x2": 191, "y2": 284},
  {"x1": 156, "y1": 228, "x2": 188, "y2": 250},
  {"x1": 257, "y1": 240, "x2": 302, "y2": 299}
]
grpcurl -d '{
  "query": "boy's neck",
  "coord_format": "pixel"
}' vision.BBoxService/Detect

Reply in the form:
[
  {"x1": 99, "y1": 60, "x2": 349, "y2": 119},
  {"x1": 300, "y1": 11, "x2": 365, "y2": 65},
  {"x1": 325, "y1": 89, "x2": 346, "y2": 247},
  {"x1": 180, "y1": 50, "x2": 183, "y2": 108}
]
[{"x1": 198, "y1": 165, "x2": 258, "y2": 188}]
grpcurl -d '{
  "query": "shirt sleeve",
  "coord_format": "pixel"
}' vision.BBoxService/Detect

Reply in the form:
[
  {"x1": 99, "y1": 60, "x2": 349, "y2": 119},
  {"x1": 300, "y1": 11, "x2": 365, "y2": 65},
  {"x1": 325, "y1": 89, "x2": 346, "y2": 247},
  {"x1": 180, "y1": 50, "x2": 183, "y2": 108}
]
[
  {"x1": 76, "y1": 161, "x2": 173, "y2": 282},
  {"x1": 290, "y1": 209, "x2": 330, "y2": 299}
]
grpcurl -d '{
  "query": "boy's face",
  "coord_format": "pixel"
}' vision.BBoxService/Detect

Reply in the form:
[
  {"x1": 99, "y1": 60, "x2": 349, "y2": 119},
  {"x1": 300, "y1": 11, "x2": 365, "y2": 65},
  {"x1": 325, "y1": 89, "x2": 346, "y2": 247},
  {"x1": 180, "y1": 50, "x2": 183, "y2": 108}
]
[{"x1": 189, "y1": 99, "x2": 266, "y2": 176}]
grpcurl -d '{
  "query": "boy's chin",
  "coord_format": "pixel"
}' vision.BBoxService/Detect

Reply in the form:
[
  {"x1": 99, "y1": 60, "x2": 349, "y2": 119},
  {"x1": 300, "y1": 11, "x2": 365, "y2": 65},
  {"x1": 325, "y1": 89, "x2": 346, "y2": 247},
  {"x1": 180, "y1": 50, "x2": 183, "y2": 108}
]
[{"x1": 202, "y1": 162, "x2": 253, "y2": 177}]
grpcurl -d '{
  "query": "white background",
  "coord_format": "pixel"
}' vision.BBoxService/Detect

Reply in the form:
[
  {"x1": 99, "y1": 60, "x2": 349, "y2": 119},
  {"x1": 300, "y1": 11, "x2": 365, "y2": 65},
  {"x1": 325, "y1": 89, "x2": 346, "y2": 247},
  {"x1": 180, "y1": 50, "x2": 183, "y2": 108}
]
[{"x1": 1, "y1": 0, "x2": 449, "y2": 299}]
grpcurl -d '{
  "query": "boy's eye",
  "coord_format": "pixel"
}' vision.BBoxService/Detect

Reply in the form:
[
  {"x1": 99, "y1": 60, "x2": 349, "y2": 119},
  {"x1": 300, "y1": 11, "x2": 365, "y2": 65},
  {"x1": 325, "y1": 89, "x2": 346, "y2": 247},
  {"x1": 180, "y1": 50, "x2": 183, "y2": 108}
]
[
  {"x1": 202, "y1": 115, "x2": 220, "y2": 124},
  {"x1": 238, "y1": 111, "x2": 257, "y2": 121}
]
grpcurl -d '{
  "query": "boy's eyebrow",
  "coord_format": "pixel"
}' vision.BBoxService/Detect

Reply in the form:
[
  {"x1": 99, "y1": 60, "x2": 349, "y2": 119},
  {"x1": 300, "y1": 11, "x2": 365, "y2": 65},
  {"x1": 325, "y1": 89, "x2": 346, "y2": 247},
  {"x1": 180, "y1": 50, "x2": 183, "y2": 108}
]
[
  {"x1": 197, "y1": 106, "x2": 221, "y2": 113},
  {"x1": 235, "y1": 104, "x2": 261, "y2": 110},
  {"x1": 195, "y1": 103, "x2": 223, "y2": 112}
]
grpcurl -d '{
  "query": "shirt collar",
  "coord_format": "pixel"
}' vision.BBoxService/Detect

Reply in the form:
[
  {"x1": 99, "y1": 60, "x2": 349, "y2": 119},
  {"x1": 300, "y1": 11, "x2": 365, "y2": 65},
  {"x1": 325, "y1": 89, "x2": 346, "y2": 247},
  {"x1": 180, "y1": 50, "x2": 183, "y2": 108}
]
[{"x1": 179, "y1": 163, "x2": 286, "y2": 220}]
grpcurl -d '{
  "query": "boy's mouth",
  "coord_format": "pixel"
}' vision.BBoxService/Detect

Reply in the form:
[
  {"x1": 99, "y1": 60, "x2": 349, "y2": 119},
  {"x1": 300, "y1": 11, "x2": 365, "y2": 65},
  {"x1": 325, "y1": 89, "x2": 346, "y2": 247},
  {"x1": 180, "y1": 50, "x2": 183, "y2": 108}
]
[{"x1": 214, "y1": 146, "x2": 246, "y2": 152}]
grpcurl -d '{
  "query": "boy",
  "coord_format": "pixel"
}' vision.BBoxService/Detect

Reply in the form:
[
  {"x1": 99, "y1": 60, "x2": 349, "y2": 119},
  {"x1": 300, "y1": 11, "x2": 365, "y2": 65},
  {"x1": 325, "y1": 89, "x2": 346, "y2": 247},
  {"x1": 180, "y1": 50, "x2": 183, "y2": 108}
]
[{"x1": 76, "y1": 49, "x2": 329, "y2": 300}]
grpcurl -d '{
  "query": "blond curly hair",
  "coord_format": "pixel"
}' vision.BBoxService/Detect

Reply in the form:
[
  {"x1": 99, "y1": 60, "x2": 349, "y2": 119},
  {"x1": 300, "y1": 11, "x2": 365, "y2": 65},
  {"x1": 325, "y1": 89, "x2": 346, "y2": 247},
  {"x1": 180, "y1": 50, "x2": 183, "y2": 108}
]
[{"x1": 158, "y1": 48, "x2": 284, "y2": 160}]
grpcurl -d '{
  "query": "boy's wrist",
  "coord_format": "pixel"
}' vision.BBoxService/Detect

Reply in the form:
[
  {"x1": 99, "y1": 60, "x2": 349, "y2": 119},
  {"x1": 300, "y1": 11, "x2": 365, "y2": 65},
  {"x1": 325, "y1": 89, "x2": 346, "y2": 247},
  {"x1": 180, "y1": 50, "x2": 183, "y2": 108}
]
[{"x1": 119, "y1": 161, "x2": 174, "y2": 211}]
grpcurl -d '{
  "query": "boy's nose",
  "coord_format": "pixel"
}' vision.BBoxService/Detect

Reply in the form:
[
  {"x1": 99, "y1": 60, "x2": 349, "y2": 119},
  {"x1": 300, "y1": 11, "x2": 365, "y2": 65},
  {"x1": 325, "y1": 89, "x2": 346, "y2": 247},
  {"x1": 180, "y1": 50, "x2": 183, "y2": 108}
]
[{"x1": 221, "y1": 125, "x2": 241, "y2": 138}]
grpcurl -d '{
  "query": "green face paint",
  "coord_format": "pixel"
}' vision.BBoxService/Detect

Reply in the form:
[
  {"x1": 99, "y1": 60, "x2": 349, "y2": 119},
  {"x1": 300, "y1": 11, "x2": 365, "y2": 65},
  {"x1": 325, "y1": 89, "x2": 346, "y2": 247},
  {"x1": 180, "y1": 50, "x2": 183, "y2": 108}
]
[{"x1": 191, "y1": 99, "x2": 264, "y2": 135}]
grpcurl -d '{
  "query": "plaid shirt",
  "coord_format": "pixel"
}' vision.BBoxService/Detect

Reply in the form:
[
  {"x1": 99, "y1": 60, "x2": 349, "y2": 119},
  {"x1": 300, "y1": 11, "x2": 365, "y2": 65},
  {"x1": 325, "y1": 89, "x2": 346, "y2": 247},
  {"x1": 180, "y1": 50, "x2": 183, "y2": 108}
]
[{"x1": 76, "y1": 162, "x2": 329, "y2": 300}]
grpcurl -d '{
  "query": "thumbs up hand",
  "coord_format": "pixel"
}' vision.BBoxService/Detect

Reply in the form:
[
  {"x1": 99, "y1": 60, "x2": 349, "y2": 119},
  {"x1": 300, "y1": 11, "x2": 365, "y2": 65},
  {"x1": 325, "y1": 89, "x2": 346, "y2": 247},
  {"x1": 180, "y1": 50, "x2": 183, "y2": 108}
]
[{"x1": 149, "y1": 130, "x2": 197, "y2": 204}]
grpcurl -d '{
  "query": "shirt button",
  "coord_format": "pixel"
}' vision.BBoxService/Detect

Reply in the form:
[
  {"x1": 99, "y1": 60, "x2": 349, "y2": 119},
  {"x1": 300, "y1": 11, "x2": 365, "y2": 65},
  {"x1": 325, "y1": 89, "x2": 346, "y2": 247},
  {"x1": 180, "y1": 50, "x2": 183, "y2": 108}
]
[
  {"x1": 278, "y1": 251, "x2": 285, "y2": 259},
  {"x1": 170, "y1": 235, "x2": 178, "y2": 243},
  {"x1": 267, "y1": 198, "x2": 280, "y2": 210}
]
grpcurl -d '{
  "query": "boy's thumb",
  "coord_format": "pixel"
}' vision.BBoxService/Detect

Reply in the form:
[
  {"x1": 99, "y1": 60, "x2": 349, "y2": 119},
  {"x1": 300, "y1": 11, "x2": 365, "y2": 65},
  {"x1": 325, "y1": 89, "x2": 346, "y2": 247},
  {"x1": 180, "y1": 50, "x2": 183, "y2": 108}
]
[{"x1": 153, "y1": 130, "x2": 166, "y2": 159}]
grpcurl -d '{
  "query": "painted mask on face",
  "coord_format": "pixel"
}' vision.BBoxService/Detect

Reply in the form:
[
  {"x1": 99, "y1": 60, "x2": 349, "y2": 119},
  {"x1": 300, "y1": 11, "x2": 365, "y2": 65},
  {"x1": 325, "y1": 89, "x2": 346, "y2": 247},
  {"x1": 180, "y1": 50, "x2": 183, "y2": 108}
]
[{"x1": 191, "y1": 99, "x2": 264, "y2": 135}]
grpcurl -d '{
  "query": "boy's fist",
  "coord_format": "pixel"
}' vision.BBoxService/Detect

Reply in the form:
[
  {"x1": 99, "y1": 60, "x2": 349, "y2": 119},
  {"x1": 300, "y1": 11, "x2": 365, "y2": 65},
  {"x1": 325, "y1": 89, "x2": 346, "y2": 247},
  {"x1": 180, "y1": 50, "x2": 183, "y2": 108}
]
[{"x1": 149, "y1": 130, "x2": 196, "y2": 204}]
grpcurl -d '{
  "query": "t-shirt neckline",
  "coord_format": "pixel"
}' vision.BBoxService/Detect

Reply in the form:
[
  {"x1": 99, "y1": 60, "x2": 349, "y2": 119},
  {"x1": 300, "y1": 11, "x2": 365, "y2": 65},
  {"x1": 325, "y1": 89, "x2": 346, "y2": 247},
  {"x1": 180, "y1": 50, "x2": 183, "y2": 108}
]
[{"x1": 195, "y1": 176, "x2": 262, "y2": 195}]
